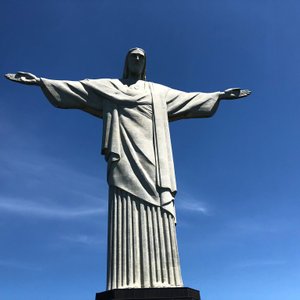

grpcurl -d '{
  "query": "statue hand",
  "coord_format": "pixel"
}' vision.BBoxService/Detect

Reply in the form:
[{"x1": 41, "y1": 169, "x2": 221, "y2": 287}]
[
  {"x1": 220, "y1": 88, "x2": 251, "y2": 100},
  {"x1": 5, "y1": 71, "x2": 41, "y2": 85}
]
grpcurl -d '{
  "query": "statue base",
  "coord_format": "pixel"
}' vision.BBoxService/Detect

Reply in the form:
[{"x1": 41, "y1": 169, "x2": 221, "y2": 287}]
[{"x1": 95, "y1": 287, "x2": 200, "y2": 300}]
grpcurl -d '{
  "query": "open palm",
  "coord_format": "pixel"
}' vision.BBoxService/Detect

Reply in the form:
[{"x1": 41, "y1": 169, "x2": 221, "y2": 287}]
[
  {"x1": 5, "y1": 72, "x2": 40, "y2": 85},
  {"x1": 223, "y1": 88, "x2": 251, "y2": 99}
]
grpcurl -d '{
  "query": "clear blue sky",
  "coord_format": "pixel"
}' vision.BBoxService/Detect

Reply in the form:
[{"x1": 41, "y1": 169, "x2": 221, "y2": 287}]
[{"x1": 1, "y1": 1, "x2": 300, "y2": 300}]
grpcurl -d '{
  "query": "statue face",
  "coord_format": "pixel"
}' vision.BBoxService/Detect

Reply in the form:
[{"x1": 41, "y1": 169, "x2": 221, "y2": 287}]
[{"x1": 127, "y1": 53, "x2": 145, "y2": 78}]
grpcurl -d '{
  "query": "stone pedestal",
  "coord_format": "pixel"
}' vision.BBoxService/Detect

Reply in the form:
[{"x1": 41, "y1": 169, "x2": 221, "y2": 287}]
[{"x1": 95, "y1": 287, "x2": 200, "y2": 300}]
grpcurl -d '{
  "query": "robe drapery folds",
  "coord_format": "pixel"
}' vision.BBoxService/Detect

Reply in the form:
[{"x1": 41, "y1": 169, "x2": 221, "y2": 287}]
[
  {"x1": 40, "y1": 78, "x2": 221, "y2": 289},
  {"x1": 107, "y1": 186, "x2": 183, "y2": 289}
]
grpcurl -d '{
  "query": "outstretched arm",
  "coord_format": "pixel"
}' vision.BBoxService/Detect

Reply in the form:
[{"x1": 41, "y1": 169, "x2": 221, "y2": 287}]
[
  {"x1": 165, "y1": 86, "x2": 251, "y2": 121},
  {"x1": 5, "y1": 72, "x2": 41, "y2": 86},
  {"x1": 5, "y1": 72, "x2": 103, "y2": 118}
]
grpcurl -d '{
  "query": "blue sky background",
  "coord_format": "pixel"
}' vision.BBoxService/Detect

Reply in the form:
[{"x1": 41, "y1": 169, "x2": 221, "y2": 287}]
[{"x1": 1, "y1": 1, "x2": 300, "y2": 300}]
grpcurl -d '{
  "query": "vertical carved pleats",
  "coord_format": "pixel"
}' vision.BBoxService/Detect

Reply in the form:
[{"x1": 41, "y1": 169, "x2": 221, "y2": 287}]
[{"x1": 106, "y1": 187, "x2": 183, "y2": 290}]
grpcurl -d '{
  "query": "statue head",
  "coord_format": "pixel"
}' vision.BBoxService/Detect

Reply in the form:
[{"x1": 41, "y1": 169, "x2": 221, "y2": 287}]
[{"x1": 122, "y1": 47, "x2": 146, "y2": 80}]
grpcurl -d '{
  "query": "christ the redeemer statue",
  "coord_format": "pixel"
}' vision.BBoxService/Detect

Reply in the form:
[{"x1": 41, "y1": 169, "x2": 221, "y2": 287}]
[{"x1": 6, "y1": 47, "x2": 250, "y2": 290}]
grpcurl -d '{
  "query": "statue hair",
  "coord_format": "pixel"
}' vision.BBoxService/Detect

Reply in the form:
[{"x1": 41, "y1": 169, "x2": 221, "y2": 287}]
[{"x1": 122, "y1": 47, "x2": 146, "y2": 80}]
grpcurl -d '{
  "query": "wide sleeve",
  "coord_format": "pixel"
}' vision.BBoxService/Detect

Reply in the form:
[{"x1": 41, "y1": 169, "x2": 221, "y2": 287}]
[
  {"x1": 165, "y1": 87, "x2": 222, "y2": 121},
  {"x1": 40, "y1": 78, "x2": 104, "y2": 118}
]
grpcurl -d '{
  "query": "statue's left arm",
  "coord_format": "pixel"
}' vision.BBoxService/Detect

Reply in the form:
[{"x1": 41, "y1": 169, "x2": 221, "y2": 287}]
[{"x1": 165, "y1": 86, "x2": 251, "y2": 121}]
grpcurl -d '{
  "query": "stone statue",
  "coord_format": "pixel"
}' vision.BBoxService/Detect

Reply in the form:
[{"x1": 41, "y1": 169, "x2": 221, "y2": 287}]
[{"x1": 5, "y1": 47, "x2": 251, "y2": 290}]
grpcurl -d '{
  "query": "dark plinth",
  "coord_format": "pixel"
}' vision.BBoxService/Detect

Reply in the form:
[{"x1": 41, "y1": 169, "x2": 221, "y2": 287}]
[{"x1": 95, "y1": 287, "x2": 200, "y2": 300}]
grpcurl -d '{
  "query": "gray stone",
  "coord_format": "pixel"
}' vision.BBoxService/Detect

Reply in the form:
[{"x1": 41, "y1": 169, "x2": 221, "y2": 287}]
[{"x1": 5, "y1": 47, "x2": 251, "y2": 290}]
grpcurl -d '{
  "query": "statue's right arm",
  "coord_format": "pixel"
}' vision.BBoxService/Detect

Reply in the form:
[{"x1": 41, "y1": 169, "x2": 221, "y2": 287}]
[
  {"x1": 5, "y1": 72, "x2": 104, "y2": 118},
  {"x1": 5, "y1": 72, "x2": 103, "y2": 117},
  {"x1": 5, "y1": 72, "x2": 41, "y2": 86}
]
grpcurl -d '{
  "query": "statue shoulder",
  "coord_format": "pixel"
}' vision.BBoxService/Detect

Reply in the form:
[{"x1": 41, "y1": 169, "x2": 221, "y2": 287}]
[
  {"x1": 81, "y1": 78, "x2": 113, "y2": 83},
  {"x1": 81, "y1": 78, "x2": 119, "y2": 89},
  {"x1": 146, "y1": 81, "x2": 170, "y2": 93}
]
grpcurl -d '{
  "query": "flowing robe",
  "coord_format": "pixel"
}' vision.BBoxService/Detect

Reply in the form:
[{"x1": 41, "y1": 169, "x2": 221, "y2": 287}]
[{"x1": 40, "y1": 78, "x2": 220, "y2": 289}]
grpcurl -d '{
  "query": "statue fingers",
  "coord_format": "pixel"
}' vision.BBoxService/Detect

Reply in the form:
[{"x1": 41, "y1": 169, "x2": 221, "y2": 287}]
[
  {"x1": 5, "y1": 72, "x2": 38, "y2": 85},
  {"x1": 5, "y1": 73, "x2": 25, "y2": 83},
  {"x1": 225, "y1": 87, "x2": 240, "y2": 93},
  {"x1": 16, "y1": 71, "x2": 30, "y2": 78},
  {"x1": 238, "y1": 89, "x2": 251, "y2": 98}
]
